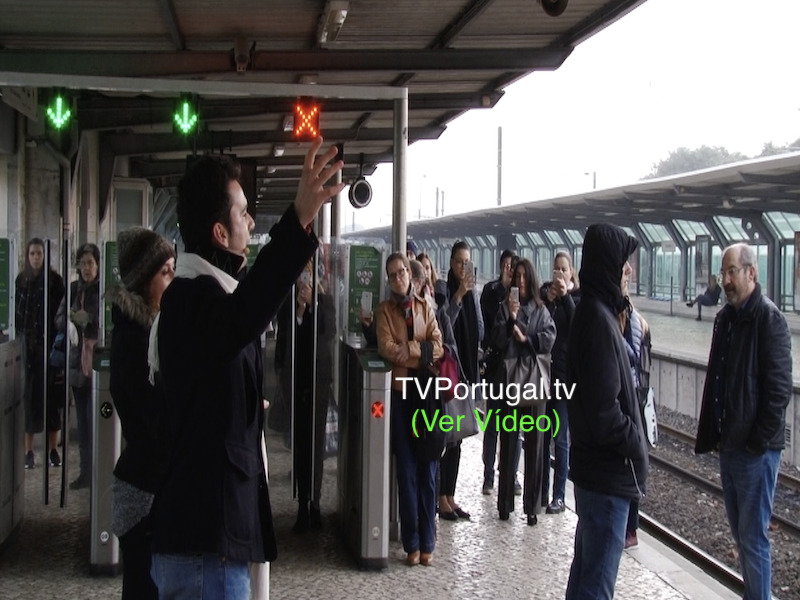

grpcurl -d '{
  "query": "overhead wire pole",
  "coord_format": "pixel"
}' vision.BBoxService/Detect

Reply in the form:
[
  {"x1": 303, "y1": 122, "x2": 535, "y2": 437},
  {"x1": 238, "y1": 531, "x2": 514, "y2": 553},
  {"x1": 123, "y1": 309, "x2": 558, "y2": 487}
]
[
  {"x1": 392, "y1": 91, "x2": 408, "y2": 254},
  {"x1": 497, "y1": 126, "x2": 502, "y2": 206}
]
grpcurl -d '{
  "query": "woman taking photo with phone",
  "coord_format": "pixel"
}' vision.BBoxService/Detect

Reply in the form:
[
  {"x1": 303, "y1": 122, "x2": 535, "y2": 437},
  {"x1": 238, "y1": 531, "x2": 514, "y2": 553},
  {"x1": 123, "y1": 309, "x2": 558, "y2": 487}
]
[
  {"x1": 540, "y1": 251, "x2": 580, "y2": 515},
  {"x1": 492, "y1": 258, "x2": 555, "y2": 524},
  {"x1": 440, "y1": 241, "x2": 484, "y2": 521}
]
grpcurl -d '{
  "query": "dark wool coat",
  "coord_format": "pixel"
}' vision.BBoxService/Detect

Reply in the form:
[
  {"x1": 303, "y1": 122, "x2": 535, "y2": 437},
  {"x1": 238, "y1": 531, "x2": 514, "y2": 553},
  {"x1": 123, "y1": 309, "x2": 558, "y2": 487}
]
[
  {"x1": 540, "y1": 282, "x2": 580, "y2": 383},
  {"x1": 695, "y1": 283, "x2": 792, "y2": 455},
  {"x1": 108, "y1": 286, "x2": 168, "y2": 494},
  {"x1": 566, "y1": 224, "x2": 648, "y2": 500},
  {"x1": 54, "y1": 277, "x2": 101, "y2": 388},
  {"x1": 152, "y1": 206, "x2": 317, "y2": 564},
  {"x1": 15, "y1": 267, "x2": 65, "y2": 361}
]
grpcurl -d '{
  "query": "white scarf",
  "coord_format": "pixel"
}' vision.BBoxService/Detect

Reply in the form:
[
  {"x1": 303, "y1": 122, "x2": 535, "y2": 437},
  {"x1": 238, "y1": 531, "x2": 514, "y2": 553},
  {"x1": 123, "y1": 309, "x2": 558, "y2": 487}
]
[{"x1": 147, "y1": 253, "x2": 239, "y2": 384}]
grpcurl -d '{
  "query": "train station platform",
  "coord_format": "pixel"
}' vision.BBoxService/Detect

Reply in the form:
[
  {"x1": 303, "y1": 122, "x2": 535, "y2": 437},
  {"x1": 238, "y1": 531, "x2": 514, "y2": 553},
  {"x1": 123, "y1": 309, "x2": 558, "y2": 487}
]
[
  {"x1": 633, "y1": 295, "x2": 800, "y2": 379},
  {"x1": 0, "y1": 423, "x2": 741, "y2": 600}
]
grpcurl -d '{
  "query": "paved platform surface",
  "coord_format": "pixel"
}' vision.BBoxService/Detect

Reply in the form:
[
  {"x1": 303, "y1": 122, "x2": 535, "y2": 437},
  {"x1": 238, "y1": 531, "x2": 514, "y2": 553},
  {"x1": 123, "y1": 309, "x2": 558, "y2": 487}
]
[
  {"x1": 4, "y1": 299, "x2": 790, "y2": 599},
  {"x1": 0, "y1": 426, "x2": 740, "y2": 600},
  {"x1": 633, "y1": 296, "x2": 800, "y2": 381}
]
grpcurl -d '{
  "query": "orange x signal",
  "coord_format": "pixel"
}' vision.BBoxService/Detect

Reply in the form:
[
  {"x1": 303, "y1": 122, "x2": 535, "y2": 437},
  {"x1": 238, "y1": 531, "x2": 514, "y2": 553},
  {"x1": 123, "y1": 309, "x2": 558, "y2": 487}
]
[{"x1": 294, "y1": 103, "x2": 320, "y2": 140}]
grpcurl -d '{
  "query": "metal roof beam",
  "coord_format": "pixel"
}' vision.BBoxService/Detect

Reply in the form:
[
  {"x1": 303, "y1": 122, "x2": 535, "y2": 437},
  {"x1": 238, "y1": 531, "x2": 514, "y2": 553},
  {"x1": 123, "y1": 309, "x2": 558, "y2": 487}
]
[
  {"x1": 157, "y1": 0, "x2": 186, "y2": 51},
  {"x1": 432, "y1": 0, "x2": 496, "y2": 49},
  {"x1": 131, "y1": 152, "x2": 392, "y2": 178},
  {"x1": 739, "y1": 172, "x2": 800, "y2": 186},
  {"x1": 101, "y1": 126, "x2": 443, "y2": 156},
  {"x1": 0, "y1": 48, "x2": 572, "y2": 77},
  {"x1": 77, "y1": 92, "x2": 504, "y2": 130}
]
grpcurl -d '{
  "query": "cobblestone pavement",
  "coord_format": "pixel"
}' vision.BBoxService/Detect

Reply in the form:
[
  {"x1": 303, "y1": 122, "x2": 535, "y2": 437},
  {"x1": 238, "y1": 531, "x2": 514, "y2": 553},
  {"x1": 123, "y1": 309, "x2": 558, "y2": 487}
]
[
  {"x1": 2, "y1": 428, "x2": 721, "y2": 600},
  {"x1": 2, "y1": 311, "x2": 755, "y2": 600},
  {"x1": 268, "y1": 430, "x2": 693, "y2": 600}
]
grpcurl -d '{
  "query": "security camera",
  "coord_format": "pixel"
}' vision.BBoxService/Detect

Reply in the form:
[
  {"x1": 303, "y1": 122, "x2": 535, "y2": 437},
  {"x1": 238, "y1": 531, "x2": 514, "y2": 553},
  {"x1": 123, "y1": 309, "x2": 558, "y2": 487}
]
[
  {"x1": 540, "y1": 0, "x2": 568, "y2": 17},
  {"x1": 234, "y1": 38, "x2": 251, "y2": 73},
  {"x1": 349, "y1": 177, "x2": 372, "y2": 209}
]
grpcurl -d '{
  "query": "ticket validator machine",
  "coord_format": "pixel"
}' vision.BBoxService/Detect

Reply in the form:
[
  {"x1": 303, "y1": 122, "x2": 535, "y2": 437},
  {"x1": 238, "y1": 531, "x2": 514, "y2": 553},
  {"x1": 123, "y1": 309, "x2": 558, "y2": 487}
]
[
  {"x1": 338, "y1": 343, "x2": 392, "y2": 569},
  {"x1": 90, "y1": 346, "x2": 121, "y2": 575}
]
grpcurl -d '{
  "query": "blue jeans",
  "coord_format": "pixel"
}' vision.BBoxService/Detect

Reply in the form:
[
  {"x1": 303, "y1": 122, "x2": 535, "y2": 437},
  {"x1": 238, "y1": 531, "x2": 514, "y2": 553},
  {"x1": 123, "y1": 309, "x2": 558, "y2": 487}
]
[
  {"x1": 151, "y1": 553, "x2": 250, "y2": 600},
  {"x1": 566, "y1": 486, "x2": 630, "y2": 600},
  {"x1": 482, "y1": 399, "x2": 522, "y2": 486},
  {"x1": 542, "y1": 398, "x2": 569, "y2": 502},
  {"x1": 719, "y1": 448, "x2": 781, "y2": 600},
  {"x1": 391, "y1": 392, "x2": 437, "y2": 554}
]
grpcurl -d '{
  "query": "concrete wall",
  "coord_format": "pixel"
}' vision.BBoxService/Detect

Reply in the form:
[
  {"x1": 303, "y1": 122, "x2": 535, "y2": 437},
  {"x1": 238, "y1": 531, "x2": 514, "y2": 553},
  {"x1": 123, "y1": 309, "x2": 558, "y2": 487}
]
[{"x1": 652, "y1": 349, "x2": 798, "y2": 468}]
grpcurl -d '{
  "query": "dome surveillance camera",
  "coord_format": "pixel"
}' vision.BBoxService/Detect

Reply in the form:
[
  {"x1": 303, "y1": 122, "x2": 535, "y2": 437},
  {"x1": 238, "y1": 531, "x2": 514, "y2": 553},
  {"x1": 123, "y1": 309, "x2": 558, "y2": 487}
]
[
  {"x1": 349, "y1": 177, "x2": 372, "y2": 208},
  {"x1": 541, "y1": 0, "x2": 568, "y2": 17}
]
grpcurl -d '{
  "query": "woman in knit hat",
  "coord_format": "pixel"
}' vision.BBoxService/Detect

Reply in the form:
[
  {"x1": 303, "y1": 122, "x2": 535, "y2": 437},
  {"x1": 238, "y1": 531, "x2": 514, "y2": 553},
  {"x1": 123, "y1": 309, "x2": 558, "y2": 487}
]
[{"x1": 106, "y1": 227, "x2": 175, "y2": 600}]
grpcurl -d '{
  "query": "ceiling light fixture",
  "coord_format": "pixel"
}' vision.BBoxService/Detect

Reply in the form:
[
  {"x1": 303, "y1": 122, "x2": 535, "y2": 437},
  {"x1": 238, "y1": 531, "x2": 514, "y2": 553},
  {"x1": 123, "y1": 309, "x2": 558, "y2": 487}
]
[{"x1": 318, "y1": 0, "x2": 349, "y2": 44}]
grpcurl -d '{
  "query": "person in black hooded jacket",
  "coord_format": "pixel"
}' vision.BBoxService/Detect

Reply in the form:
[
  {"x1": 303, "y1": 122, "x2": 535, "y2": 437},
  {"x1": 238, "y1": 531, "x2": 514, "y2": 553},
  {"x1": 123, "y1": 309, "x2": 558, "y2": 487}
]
[
  {"x1": 107, "y1": 227, "x2": 175, "y2": 600},
  {"x1": 565, "y1": 223, "x2": 648, "y2": 600}
]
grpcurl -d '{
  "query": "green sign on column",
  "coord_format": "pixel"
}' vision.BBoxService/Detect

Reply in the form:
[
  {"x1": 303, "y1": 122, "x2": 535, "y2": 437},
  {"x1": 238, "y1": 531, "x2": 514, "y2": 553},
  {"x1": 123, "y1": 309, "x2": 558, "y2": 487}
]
[
  {"x1": 0, "y1": 238, "x2": 10, "y2": 331},
  {"x1": 348, "y1": 245, "x2": 382, "y2": 333},
  {"x1": 104, "y1": 241, "x2": 119, "y2": 333}
]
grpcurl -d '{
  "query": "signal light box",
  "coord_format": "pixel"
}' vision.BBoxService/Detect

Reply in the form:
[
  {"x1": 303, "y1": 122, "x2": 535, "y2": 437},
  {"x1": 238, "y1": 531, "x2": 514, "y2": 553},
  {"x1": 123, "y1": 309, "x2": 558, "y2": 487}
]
[{"x1": 293, "y1": 101, "x2": 320, "y2": 140}]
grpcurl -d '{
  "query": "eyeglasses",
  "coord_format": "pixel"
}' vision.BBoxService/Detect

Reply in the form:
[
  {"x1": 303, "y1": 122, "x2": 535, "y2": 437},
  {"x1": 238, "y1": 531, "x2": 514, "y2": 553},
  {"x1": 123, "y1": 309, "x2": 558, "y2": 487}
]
[
  {"x1": 387, "y1": 267, "x2": 408, "y2": 281},
  {"x1": 719, "y1": 265, "x2": 747, "y2": 279},
  {"x1": 78, "y1": 259, "x2": 96, "y2": 268}
]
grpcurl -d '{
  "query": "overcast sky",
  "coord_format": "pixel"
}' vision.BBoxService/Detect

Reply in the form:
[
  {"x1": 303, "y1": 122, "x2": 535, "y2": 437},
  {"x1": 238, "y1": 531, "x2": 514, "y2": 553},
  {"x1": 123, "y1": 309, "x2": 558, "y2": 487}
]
[{"x1": 344, "y1": 0, "x2": 800, "y2": 231}]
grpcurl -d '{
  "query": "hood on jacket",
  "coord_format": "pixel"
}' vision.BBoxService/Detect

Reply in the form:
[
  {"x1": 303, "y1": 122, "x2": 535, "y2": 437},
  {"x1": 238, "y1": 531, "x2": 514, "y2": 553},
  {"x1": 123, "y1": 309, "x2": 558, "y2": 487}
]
[
  {"x1": 579, "y1": 223, "x2": 638, "y2": 314},
  {"x1": 106, "y1": 284, "x2": 157, "y2": 329}
]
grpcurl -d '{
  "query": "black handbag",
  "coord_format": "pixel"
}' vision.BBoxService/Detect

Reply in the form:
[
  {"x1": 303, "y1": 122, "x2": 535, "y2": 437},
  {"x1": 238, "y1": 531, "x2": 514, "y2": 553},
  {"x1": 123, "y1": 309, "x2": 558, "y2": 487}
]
[
  {"x1": 410, "y1": 373, "x2": 447, "y2": 461},
  {"x1": 502, "y1": 353, "x2": 552, "y2": 408}
]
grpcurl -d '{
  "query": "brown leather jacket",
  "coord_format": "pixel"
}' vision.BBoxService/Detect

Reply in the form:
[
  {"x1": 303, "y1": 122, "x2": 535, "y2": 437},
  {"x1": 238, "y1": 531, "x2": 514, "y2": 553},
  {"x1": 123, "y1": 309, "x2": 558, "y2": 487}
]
[{"x1": 375, "y1": 295, "x2": 443, "y2": 391}]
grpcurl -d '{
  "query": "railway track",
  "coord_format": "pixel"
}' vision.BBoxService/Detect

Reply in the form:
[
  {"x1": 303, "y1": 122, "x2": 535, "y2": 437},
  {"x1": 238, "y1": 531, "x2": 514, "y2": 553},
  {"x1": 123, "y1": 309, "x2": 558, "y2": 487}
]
[
  {"x1": 658, "y1": 422, "x2": 800, "y2": 494},
  {"x1": 637, "y1": 510, "x2": 747, "y2": 597},
  {"x1": 648, "y1": 451, "x2": 800, "y2": 539}
]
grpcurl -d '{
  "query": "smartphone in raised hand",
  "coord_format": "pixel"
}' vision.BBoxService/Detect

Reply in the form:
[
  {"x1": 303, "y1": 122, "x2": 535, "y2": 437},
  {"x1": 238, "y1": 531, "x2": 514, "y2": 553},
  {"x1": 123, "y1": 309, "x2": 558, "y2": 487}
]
[
  {"x1": 360, "y1": 291, "x2": 372, "y2": 313},
  {"x1": 509, "y1": 286, "x2": 520, "y2": 303}
]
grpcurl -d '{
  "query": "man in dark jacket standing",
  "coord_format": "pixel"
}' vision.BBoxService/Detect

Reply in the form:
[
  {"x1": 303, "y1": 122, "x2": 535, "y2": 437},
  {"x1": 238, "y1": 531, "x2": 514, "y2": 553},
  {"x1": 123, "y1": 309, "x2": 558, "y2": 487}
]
[
  {"x1": 695, "y1": 243, "x2": 792, "y2": 600},
  {"x1": 565, "y1": 223, "x2": 648, "y2": 600},
  {"x1": 150, "y1": 137, "x2": 343, "y2": 599}
]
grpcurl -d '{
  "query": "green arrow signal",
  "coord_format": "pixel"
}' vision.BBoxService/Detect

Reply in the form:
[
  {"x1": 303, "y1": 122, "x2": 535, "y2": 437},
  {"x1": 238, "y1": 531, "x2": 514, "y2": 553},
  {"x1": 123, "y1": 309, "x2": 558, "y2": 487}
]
[
  {"x1": 174, "y1": 100, "x2": 198, "y2": 134},
  {"x1": 46, "y1": 96, "x2": 71, "y2": 130}
]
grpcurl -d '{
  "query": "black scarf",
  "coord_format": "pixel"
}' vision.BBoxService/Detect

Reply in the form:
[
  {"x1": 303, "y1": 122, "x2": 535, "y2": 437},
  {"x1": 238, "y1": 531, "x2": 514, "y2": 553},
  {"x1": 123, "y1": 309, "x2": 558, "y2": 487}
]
[{"x1": 447, "y1": 270, "x2": 479, "y2": 384}]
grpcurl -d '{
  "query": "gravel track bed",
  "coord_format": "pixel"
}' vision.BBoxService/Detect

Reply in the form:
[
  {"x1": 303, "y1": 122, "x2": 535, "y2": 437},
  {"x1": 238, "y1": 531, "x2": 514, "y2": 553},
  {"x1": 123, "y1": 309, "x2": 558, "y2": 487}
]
[{"x1": 645, "y1": 407, "x2": 800, "y2": 600}]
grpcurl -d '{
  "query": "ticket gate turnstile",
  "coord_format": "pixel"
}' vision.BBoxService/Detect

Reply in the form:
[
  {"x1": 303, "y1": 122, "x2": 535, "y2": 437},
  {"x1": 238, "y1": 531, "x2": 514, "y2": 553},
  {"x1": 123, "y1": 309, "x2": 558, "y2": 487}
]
[
  {"x1": 338, "y1": 343, "x2": 392, "y2": 569},
  {"x1": 90, "y1": 347, "x2": 121, "y2": 575}
]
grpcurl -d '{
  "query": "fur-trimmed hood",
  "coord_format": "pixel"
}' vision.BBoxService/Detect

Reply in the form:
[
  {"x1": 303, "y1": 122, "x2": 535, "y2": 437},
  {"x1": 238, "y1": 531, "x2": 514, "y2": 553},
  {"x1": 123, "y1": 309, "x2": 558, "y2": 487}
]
[{"x1": 106, "y1": 284, "x2": 157, "y2": 329}]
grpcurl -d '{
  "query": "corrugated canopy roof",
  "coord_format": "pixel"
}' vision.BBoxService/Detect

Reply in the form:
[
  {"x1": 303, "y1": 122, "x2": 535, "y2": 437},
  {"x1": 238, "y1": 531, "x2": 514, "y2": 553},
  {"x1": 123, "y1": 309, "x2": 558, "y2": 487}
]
[
  {"x1": 350, "y1": 152, "x2": 800, "y2": 244},
  {"x1": 0, "y1": 0, "x2": 646, "y2": 215}
]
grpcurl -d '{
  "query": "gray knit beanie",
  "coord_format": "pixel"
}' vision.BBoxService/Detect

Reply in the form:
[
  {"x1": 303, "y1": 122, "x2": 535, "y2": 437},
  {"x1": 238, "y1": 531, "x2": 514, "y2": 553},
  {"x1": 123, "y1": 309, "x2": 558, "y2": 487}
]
[{"x1": 117, "y1": 228, "x2": 175, "y2": 297}]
